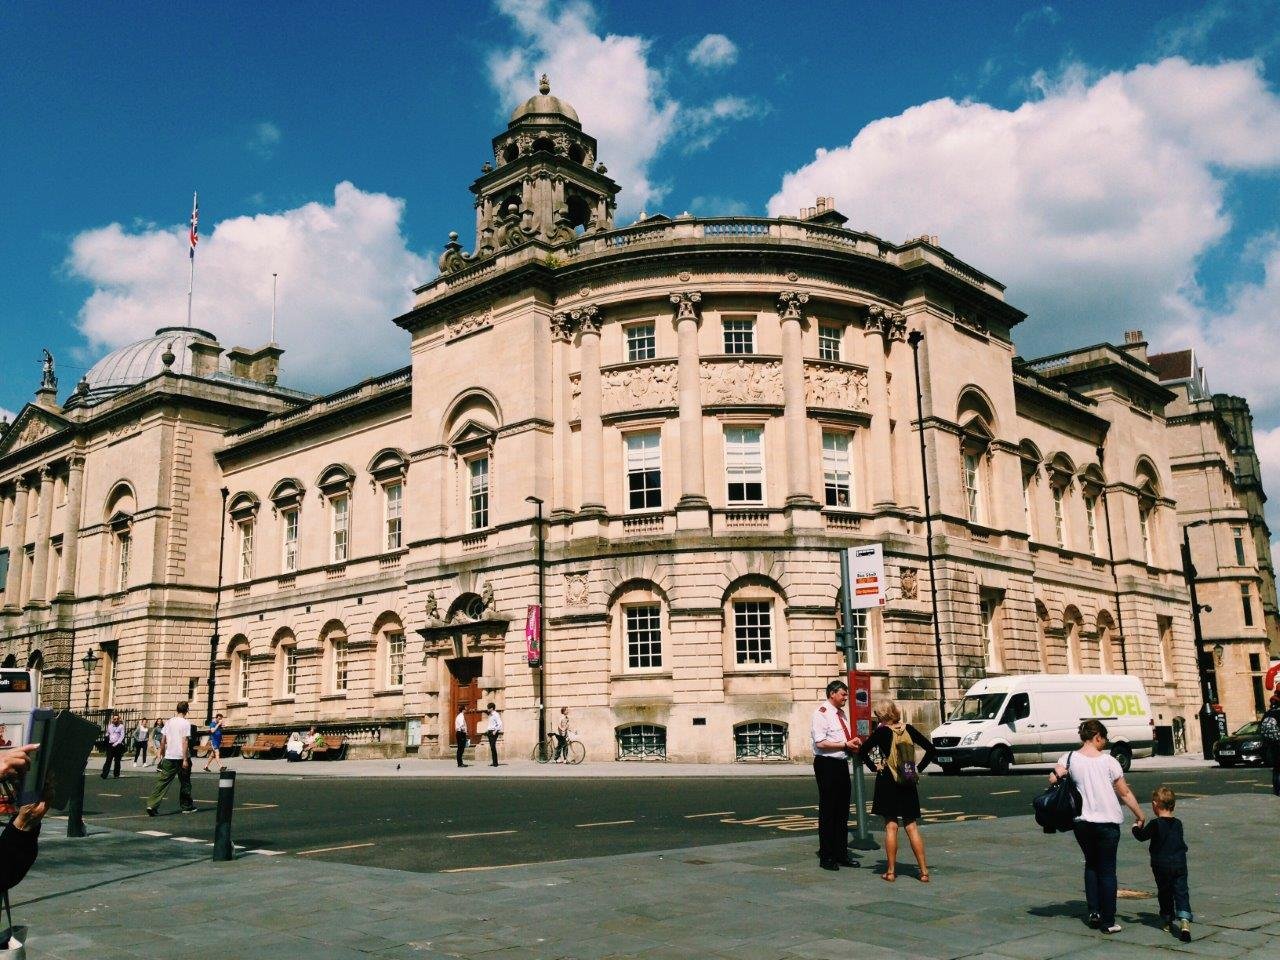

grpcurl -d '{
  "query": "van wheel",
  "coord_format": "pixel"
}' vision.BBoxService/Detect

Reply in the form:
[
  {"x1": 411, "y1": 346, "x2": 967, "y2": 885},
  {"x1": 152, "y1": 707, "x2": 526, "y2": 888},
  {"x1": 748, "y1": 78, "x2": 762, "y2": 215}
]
[
  {"x1": 1111, "y1": 745, "x2": 1132, "y2": 772},
  {"x1": 989, "y1": 747, "x2": 1012, "y2": 776}
]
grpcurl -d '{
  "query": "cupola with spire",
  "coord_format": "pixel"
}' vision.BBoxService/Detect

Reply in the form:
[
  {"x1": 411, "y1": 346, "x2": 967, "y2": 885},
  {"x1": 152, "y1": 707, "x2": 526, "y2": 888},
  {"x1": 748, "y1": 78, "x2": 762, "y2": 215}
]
[{"x1": 442, "y1": 75, "x2": 619, "y2": 271}]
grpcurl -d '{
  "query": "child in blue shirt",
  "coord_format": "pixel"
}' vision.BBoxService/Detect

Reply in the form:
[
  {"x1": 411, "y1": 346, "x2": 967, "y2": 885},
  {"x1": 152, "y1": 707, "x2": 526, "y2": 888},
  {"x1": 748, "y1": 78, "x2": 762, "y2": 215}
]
[{"x1": 1132, "y1": 784, "x2": 1191, "y2": 942}]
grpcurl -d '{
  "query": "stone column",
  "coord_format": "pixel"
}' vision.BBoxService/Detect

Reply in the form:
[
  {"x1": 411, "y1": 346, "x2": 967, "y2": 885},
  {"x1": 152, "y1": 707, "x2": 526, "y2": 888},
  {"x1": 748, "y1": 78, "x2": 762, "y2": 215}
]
[
  {"x1": 3, "y1": 478, "x2": 30, "y2": 609},
  {"x1": 778, "y1": 293, "x2": 821, "y2": 529},
  {"x1": 672, "y1": 292, "x2": 710, "y2": 529},
  {"x1": 864, "y1": 306, "x2": 900, "y2": 511},
  {"x1": 58, "y1": 455, "x2": 85, "y2": 598},
  {"x1": 27, "y1": 467, "x2": 55, "y2": 606}
]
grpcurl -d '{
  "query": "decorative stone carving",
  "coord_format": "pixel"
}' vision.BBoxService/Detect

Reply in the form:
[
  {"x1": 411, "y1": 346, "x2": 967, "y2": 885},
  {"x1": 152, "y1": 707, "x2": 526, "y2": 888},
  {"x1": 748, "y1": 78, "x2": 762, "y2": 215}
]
[
  {"x1": 953, "y1": 308, "x2": 987, "y2": 334},
  {"x1": 16, "y1": 419, "x2": 50, "y2": 447},
  {"x1": 601, "y1": 362, "x2": 678, "y2": 415},
  {"x1": 900, "y1": 568, "x2": 919, "y2": 600},
  {"x1": 564, "y1": 573, "x2": 589, "y2": 607},
  {"x1": 670, "y1": 291, "x2": 702, "y2": 323},
  {"x1": 438, "y1": 232, "x2": 470, "y2": 274},
  {"x1": 570, "y1": 376, "x2": 581, "y2": 421},
  {"x1": 700, "y1": 359, "x2": 784, "y2": 406},
  {"x1": 552, "y1": 304, "x2": 601, "y2": 339},
  {"x1": 40, "y1": 349, "x2": 57, "y2": 391},
  {"x1": 776, "y1": 291, "x2": 809, "y2": 322},
  {"x1": 864, "y1": 305, "x2": 907, "y2": 341},
  {"x1": 550, "y1": 313, "x2": 576, "y2": 343},
  {"x1": 448, "y1": 308, "x2": 493, "y2": 341},
  {"x1": 804, "y1": 362, "x2": 870, "y2": 410},
  {"x1": 678, "y1": 271, "x2": 691, "y2": 282}
]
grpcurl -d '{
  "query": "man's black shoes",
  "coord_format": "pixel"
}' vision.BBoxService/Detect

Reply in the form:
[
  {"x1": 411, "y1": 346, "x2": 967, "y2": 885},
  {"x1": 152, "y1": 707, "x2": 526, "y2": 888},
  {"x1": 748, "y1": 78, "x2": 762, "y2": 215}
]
[
  {"x1": 836, "y1": 857, "x2": 860, "y2": 868},
  {"x1": 819, "y1": 859, "x2": 839, "y2": 871}
]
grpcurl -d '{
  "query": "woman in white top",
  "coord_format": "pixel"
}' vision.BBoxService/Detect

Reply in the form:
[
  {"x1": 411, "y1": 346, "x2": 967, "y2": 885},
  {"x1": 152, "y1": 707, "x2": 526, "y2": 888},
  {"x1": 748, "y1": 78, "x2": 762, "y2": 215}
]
[{"x1": 1048, "y1": 719, "x2": 1145, "y2": 935}]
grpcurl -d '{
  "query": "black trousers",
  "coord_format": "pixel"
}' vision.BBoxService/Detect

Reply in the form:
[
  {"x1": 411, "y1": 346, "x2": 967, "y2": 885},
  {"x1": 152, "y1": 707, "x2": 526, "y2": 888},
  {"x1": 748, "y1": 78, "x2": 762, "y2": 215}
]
[
  {"x1": 1152, "y1": 862, "x2": 1192, "y2": 921},
  {"x1": 487, "y1": 731, "x2": 499, "y2": 766},
  {"x1": 100, "y1": 743, "x2": 125, "y2": 778},
  {"x1": 455, "y1": 733, "x2": 468, "y2": 766},
  {"x1": 132, "y1": 739, "x2": 148, "y2": 764},
  {"x1": 813, "y1": 755, "x2": 851, "y2": 861}
]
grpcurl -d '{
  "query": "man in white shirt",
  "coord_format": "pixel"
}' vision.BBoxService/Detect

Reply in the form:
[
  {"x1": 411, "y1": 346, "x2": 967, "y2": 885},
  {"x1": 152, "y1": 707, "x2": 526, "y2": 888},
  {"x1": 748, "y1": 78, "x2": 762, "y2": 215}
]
[
  {"x1": 146, "y1": 701, "x2": 194, "y2": 816},
  {"x1": 485, "y1": 703, "x2": 503, "y2": 767},
  {"x1": 455, "y1": 708, "x2": 469, "y2": 768},
  {"x1": 812, "y1": 679, "x2": 862, "y2": 871}
]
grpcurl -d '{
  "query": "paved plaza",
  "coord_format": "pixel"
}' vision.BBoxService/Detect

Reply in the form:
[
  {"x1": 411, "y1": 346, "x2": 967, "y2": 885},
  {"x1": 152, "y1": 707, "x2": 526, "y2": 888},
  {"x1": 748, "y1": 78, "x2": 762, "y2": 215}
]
[{"x1": 14, "y1": 790, "x2": 1279, "y2": 959}]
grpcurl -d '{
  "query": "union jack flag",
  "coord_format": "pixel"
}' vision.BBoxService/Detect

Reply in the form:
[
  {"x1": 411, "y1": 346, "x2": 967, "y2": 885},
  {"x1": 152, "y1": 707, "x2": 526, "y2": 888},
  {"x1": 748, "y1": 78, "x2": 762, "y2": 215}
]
[{"x1": 189, "y1": 192, "x2": 199, "y2": 259}]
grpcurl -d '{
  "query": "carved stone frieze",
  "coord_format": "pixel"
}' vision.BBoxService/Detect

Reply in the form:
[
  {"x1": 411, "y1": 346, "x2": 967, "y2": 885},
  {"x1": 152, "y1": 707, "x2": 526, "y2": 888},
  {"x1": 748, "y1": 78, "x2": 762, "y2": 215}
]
[
  {"x1": 804, "y1": 362, "x2": 870, "y2": 410},
  {"x1": 601, "y1": 362, "x2": 678, "y2": 415},
  {"x1": 701, "y1": 359, "x2": 783, "y2": 406},
  {"x1": 16, "y1": 420, "x2": 50, "y2": 447},
  {"x1": 447, "y1": 308, "x2": 493, "y2": 341}
]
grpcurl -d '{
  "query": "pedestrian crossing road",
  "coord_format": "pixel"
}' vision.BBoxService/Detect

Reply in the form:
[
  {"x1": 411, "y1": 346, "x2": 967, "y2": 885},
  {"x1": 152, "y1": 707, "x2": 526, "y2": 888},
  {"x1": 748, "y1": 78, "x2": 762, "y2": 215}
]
[{"x1": 66, "y1": 765, "x2": 1273, "y2": 874}]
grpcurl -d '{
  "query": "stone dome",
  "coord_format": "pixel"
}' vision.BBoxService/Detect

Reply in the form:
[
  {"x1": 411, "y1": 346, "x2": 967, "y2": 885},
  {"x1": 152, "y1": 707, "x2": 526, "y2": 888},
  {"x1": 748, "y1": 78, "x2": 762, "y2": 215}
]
[
  {"x1": 83, "y1": 326, "x2": 228, "y2": 397},
  {"x1": 508, "y1": 75, "x2": 580, "y2": 126}
]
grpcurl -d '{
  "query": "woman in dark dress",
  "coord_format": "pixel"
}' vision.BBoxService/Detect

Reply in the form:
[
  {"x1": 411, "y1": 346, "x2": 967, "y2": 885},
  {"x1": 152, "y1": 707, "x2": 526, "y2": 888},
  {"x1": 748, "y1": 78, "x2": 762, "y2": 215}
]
[{"x1": 859, "y1": 700, "x2": 937, "y2": 882}]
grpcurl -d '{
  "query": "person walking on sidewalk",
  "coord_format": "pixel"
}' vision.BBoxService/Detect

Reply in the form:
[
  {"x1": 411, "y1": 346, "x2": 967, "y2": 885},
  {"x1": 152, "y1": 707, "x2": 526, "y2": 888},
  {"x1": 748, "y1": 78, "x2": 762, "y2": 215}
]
[
  {"x1": 132, "y1": 718, "x2": 150, "y2": 767},
  {"x1": 485, "y1": 703, "x2": 503, "y2": 767},
  {"x1": 146, "y1": 702, "x2": 195, "y2": 816},
  {"x1": 811, "y1": 679, "x2": 862, "y2": 871},
  {"x1": 1260, "y1": 689, "x2": 1280, "y2": 796},
  {"x1": 202, "y1": 713, "x2": 225, "y2": 772},
  {"x1": 1049, "y1": 719, "x2": 1146, "y2": 934},
  {"x1": 1132, "y1": 785, "x2": 1193, "y2": 942},
  {"x1": 859, "y1": 700, "x2": 936, "y2": 882},
  {"x1": 149, "y1": 718, "x2": 163, "y2": 766},
  {"x1": 100, "y1": 714, "x2": 126, "y2": 779},
  {"x1": 455, "y1": 708, "x2": 469, "y2": 767}
]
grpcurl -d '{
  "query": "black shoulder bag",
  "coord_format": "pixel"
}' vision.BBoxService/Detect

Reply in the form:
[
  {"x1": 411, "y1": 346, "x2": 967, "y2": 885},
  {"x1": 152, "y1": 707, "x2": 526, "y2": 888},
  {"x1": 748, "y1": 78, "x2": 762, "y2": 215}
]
[{"x1": 1032, "y1": 750, "x2": 1082, "y2": 834}]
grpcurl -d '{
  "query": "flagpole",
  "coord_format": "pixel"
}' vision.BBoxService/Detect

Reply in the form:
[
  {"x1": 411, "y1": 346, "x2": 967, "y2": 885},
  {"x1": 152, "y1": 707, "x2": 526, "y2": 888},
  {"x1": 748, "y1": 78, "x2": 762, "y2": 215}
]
[
  {"x1": 187, "y1": 191, "x2": 198, "y2": 328},
  {"x1": 271, "y1": 272, "x2": 278, "y2": 345}
]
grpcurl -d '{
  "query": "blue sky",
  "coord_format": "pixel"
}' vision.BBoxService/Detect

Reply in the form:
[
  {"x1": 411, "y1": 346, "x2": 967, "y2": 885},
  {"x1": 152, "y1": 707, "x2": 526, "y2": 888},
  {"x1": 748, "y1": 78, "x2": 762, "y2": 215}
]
[{"x1": 3, "y1": 2, "x2": 1280, "y2": 468}]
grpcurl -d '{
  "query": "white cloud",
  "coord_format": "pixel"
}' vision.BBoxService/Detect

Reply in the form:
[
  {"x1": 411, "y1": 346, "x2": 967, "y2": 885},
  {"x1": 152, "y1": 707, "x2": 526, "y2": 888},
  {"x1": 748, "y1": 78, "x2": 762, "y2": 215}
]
[
  {"x1": 766, "y1": 57, "x2": 1280, "y2": 357},
  {"x1": 683, "y1": 96, "x2": 766, "y2": 152},
  {"x1": 247, "y1": 121, "x2": 282, "y2": 159},
  {"x1": 688, "y1": 34, "x2": 738, "y2": 70},
  {"x1": 68, "y1": 182, "x2": 432, "y2": 394},
  {"x1": 487, "y1": 0, "x2": 756, "y2": 215}
]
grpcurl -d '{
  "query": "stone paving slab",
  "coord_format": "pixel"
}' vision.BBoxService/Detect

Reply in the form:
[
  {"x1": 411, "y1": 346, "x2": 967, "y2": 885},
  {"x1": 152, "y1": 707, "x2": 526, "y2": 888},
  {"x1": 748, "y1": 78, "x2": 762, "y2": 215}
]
[{"x1": 9, "y1": 793, "x2": 1279, "y2": 959}]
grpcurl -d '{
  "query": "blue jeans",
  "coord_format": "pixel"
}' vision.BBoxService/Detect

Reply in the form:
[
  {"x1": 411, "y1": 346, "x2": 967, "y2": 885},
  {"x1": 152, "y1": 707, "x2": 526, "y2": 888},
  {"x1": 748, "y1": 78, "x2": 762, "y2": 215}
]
[
  {"x1": 1073, "y1": 821, "x2": 1120, "y2": 926},
  {"x1": 1152, "y1": 862, "x2": 1192, "y2": 922}
]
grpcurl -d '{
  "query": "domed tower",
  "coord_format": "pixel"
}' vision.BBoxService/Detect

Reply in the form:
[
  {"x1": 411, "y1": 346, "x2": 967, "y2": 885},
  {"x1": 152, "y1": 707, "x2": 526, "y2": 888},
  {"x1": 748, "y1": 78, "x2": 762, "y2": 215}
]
[{"x1": 465, "y1": 75, "x2": 619, "y2": 259}]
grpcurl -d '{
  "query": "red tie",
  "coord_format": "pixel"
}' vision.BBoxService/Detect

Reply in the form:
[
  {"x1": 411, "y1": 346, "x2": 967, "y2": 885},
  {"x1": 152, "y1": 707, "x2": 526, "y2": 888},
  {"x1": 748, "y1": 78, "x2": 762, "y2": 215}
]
[{"x1": 835, "y1": 708, "x2": 851, "y2": 741}]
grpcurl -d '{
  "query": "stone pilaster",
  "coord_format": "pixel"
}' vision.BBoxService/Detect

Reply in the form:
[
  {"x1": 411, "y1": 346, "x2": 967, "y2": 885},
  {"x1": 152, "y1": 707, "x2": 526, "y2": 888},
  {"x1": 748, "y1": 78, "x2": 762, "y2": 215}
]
[
  {"x1": 57, "y1": 455, "x2": 85, "y2": 598},
  {"x1": 672, "y1": 292, "x2": 710, "y2": 529},
  {"x1": 778, "y1": 292, "x2": 820, "y2": 528},
  {"x1": 3, "y1": 478, "x2": 30, "y2": 610},
  {"x1": 27, "y1": 466, "x2": 55, "y2": 607},
  {"x1": 554, "y1": 305, "x2": 606, "y2": 521},
  {"x1": 864, "y1": 306, "x2": 900, "y2": 511}
]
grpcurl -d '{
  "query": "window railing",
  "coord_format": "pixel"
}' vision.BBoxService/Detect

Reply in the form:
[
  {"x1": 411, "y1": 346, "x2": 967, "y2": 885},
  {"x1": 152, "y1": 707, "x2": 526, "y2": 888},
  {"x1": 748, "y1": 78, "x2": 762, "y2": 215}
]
[
  {"x1": 734, "y1": 722, "x2": 788, "y2": 761},
  {"x1": 617, "y1": 724, "x2": 668, "y2": 760}
]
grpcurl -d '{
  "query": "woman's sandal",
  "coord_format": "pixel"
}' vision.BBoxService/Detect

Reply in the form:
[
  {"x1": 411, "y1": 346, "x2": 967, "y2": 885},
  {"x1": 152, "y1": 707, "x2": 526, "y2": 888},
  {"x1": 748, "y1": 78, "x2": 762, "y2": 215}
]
[
  {"x1": 918, "y1": 872, "x2": 931, "y2": 883},
  {"x1": 882, "y1": 871, "x2": 896, "y2": 882}
]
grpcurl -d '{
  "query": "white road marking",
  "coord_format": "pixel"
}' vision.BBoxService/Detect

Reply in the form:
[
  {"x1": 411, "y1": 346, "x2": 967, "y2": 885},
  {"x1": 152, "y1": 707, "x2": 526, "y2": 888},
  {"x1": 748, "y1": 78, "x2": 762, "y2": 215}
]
[
  {"x1": 245, "y1": 849, "x2": 285, "y2": 856},
  {"x1": 576, "y1": 819, "x2": 635, "y2": 828},
  {"x1": 238, "y1": 802, "x2": 279, "y2": 810},
  {"x1": 446, "y1": 829, "x2": 517, "y2": 839},
  {"x1": 297, "y1": 842, "x2": 375, "y2": 856},
  {"x1": 1226, "y1": 779, "x2": 1258, "y2": 784},
  {"x1": 685, "y1": 810, "x2": 735, "y2": 818},
  {"x1": 931, "y1": 795, "x2": 961, "y2": 800},
  {"x1": 137, "y1": 830, "x2": 170, "y2": 837},
  {"x1": 99, "y1": 793, "x2": 123, "y2": 798},
  {"x1": 171, "y1": 836, "x2": 204, "y2": 843},
  {"x1": 990, "y1": 789, "x2": 1020, "y2": 796},
  {"x1": 777, "y1": 804, "x2": 818, "y2": 811}
]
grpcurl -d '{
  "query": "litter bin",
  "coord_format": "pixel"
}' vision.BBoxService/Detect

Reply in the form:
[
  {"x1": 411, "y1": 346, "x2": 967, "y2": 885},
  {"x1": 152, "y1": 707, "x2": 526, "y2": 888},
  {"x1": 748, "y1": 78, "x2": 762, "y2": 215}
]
[{"x1": 1153, "y1": 725, "x2": 1174, "y2": 756}]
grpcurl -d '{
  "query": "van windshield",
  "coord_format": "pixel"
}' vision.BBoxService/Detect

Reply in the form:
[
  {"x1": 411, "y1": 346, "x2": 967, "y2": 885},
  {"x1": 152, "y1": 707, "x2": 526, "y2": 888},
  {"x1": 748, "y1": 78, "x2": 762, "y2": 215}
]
[{"x1": 949, "y1": 694, "x2": 1007, "y2": 721}]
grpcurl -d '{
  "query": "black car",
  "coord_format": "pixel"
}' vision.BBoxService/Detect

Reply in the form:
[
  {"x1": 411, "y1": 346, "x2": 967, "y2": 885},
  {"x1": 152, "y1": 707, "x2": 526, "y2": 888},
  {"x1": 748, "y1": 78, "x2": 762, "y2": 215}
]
[{"x1": 1213, "y1": 721, "x2": 1276, "y2": 767}]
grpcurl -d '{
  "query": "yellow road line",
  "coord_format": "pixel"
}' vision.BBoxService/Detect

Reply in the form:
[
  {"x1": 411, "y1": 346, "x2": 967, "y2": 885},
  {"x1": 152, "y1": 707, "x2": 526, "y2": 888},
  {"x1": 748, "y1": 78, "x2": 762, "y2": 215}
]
[
  {"x1": 685, "y1": 810, "x2": 735, "y2": 818},
  {"x1": 296, "y1": 842, "x2": 375, "y2": 856},
  {"x1": 576, "y1": 819, "x2": 635, "y2": 828},
  {"x1": 446, "y1": 829, "x2": 518, "y2": 839}
]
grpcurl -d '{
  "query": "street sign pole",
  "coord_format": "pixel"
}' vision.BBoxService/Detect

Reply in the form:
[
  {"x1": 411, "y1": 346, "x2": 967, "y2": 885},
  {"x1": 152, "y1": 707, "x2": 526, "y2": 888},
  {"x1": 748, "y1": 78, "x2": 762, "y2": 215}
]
[{"x1": 839, "y1": 548, "x2": 877, "y2": 851}]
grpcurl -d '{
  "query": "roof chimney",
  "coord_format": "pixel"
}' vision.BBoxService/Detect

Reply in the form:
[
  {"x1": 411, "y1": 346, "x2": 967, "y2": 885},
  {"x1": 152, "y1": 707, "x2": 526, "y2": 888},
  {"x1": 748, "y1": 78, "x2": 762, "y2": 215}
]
[{"x1": 1120, "y1": 329, "x2": 1148, "y2": 364}]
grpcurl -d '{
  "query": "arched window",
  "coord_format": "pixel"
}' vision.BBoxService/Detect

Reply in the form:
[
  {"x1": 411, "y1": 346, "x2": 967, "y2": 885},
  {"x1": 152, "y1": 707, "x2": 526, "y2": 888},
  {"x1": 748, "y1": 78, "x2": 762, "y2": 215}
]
[
  {"x1": 1063, "y1": 607, "x2": 1083, "y2": 673},
  {"x1": 956, "y1": 390, "x2": 996, "y2": 526},
  {"x1": 228, "y1": 636, "x2": 250, "y2": 702},
  {"x1": 26, "y1": 650, "x2": 42, "y2": 696},
  {"x1": 1097, "y1": 611, "x2": 1117, "y2": 675},
  {"x1": 373, "y1": 613, "x2": 406, "y2": 690},
  {"x1": 980, "y1": 590, "x2": 1005, "y2": 674},
  {"x1": 0, "y1": 654, "x2": 15, "y2": 668},
  {"x1": 272, "y1": 629, "x2": 298, "y2": 698},
  {"x1": 317, "y1": 465, "x2": 356, "y2": 564},
  {"x1": 320, "y1": 621, "x2": 349, "y2": 694},
  {"x1": 616, "y1": 723, "x2": 667, "y2": 760},
  {"x1": 722, "y1": 577, "x2": 790, "y2": 672},
  {"x1": 228, "y1": 493, "x2": 260, "y2": 583},
  {"x1": 444, "y1": 391, "x2": 501, "y2": 535},
  {"x1": 734, "y1": 721, "x2": 788, "y2": 761},
  {"x1": 610, "y1": 581, "x2": 668, "y2": 674},
  {"x1": 1035, "y1": 600, "x2": 1050, "y2": 671},
  {"x1": 1135, "y1": 459, "x2": 1162, "y2": 566},
  {"x1": 1046, "y1": 454, "x2": 1076, "y2": 550},
  {"x1": 104, "y1": 482, "x2": 136, "y2": 593},
  {"x1": 1018, "y1": 441, "x2": 1042, "y2": 540}
]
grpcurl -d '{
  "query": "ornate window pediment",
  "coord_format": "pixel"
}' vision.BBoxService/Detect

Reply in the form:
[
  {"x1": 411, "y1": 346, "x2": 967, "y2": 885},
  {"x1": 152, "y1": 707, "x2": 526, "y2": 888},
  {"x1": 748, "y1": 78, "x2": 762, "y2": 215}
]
[
  {"x1": 108, "y1": 509, "x2": 133, "y2": 534},
  {"x1": 269, "y1": 477, "x2": 305, "y2": 512},
  {"x1": 368, "y1": 448, "x2": 409, "y2": 484},
  {"x1": 316, "y1": 464, "x2": 356, "y2": 499},
  {"x1": 449, "y1": 420, "x2": 496, "y2": 457},
  {"x1": 228, "y1": 491, "x2": 261, "y2": 520}
]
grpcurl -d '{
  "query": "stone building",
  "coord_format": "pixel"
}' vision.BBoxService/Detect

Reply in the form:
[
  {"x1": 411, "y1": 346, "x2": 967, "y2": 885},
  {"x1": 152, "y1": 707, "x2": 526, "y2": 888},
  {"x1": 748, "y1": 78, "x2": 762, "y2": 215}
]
[
  {"x1": 1149, "y1": 348, "x2": 1277, "y2": 725},
  {"x1": 0, "y1": 80, "x2": 1245, "y2": 761}
]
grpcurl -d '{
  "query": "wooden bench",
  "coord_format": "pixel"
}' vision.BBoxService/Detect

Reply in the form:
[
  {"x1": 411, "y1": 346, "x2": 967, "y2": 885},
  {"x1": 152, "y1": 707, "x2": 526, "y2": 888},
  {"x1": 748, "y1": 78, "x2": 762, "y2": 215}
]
[
  {"x1": 240, "y1": 734, "x2": 288, "y2": 759},
  {"x1": 308, "y1": 735, "x2": 347, "y2": 760},
  {"x1": 195, "y1": 734, "x2": 239, "y2": 759}
]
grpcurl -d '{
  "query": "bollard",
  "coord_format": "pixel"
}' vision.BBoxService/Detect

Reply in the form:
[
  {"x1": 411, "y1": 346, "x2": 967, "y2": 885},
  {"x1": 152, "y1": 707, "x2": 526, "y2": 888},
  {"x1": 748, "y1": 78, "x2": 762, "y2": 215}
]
[
  {"x1": 212, "y1": 769, "x2": 236, "y2": 861},
  {"x1": 66, "y1": 769, "x2": 87, "y2": 838}
]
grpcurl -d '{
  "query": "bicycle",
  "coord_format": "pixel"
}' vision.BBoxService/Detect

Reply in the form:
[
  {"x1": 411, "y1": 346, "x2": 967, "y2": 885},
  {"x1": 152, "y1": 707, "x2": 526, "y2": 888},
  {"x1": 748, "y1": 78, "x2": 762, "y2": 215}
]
[{"x1": 531, "y1": 731, "x2": 585, "y2": 764}]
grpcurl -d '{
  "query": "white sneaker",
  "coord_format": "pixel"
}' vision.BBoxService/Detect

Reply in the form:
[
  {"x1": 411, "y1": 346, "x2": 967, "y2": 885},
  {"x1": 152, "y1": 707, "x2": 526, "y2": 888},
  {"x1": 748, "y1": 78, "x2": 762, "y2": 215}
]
[{"x1": 1101, "y1": 924, "x2": 1122, "y2": 935}]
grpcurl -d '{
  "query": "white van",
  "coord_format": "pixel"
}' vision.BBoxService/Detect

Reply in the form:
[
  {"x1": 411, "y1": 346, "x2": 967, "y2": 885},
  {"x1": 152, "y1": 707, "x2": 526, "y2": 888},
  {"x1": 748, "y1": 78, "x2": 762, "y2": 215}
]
[
  {"x1": 930, "y1": 674, "x2": 1154, "y2": 774},
  {"x1": 0, "y1": 668, "x2": 37, "y2": 748}
]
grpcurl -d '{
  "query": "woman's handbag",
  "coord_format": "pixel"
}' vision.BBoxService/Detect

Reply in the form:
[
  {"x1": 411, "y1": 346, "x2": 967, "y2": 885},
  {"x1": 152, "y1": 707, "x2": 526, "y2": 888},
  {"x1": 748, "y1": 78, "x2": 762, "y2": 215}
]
[
  {"x1": 0, "y1": 891, "x2": 28, "y2": 960},
  {"x1": 1032, "y1": 750, "x2": 1082, "y2": 834}
]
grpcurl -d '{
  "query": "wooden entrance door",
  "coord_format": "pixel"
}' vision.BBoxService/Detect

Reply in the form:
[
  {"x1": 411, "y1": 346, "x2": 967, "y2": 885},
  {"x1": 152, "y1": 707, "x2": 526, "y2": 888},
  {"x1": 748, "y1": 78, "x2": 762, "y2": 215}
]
[{"x1": 448, "y1": 657, "x2": 484, "y2": 744}]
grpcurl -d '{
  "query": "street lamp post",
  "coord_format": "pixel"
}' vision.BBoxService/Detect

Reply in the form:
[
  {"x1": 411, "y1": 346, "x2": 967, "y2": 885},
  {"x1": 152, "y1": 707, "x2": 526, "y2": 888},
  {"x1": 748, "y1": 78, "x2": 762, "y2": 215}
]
[
  {"x1": 525, "y1": 496, "x2": 547, "y2": 750},
  {"x1": 907, "y1": 330, "x2": 948, "y2": 719},
  {"x1": 81, "y1": 647, "x2": 98, "y2": 715},
  {"x1": 1180, "y1": 520, "x2": 1220, "y2": 759}
]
